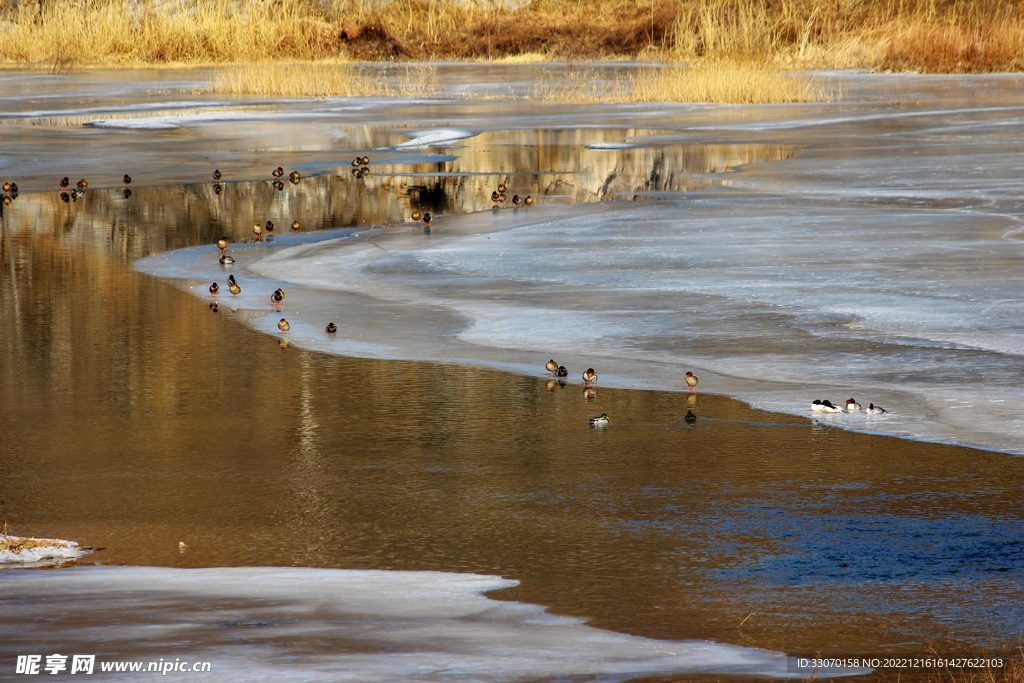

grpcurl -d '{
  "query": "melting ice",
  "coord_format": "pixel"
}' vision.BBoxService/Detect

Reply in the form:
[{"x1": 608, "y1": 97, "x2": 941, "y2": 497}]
[{"x1": 0, "y1": 566, "x2": 848, "y2": 681}]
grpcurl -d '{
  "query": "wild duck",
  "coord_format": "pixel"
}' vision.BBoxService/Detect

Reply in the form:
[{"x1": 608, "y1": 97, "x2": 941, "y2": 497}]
[
  {"x1": 582, "y1": 368, "x2": 598, "y2": 384},
  {"x1": 685, "y1": 372, "x2": 698, "y2": 391},
  {"x1": 271, "y1": 289, "x2": 284, "y2": 306},
  {"x1": 846, "y1": 398, "x2": 862, "y2": 411},
  {"x1": 545, "y1": 359, "x2": 558, "y2": 374},
  {"x1": 229, "y1": 282, "x2": 241, "y2": 296},
  {"x1": 220, "y1": 254, "x2": 235, "y2": 265},
  {"x1": 123, "y1": 174, "x2": 131, "y2": 186},
  {"x1": 326, "y1": 322, "x2": 337, "y2": 334},
  {"x1": 684, "y1": 410, "x2": 697, "y2": 422},
  {"x1": 556, "y1": 366, "x2": 568, "y2": 378},
  {"x1": 209, "y1": 282, "x2": 219, "y2": 297},
  {"x1": 273, "y1": 167, "x2": 284, "y2": 178},
  {"x1": 213, "y1": 169, "x2": 222, "y2": 181},
  {"x1": 820, "y1": 400, "x2": 844, "y2": 413},
  {"x1": 524, "y1": 196, "x2": 533, "y2": 206},
  {"x1": 589, "y1": 413, "x2": 610, "y2": 427},
  {"x1": 218, "y1": 237, "x2": 229, "y2": 252},
  {"x1": 278, "y1": 319, "x2": 290, "y2": 333},
  {"x1": 412, "y1": 211, "x2": 422, "y2": 222},
  {"x1": 866, "y1": 403, "x2": 888, "y2": 414}
]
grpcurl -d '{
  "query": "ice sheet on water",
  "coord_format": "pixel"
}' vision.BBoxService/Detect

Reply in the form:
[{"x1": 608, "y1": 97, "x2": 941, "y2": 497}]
[
  {"x1": 0, "y1": 566, "x2": 855, "y2": 681},
  {"x1": 393, "y1": 127, "x2": 478, "y2": 148}
]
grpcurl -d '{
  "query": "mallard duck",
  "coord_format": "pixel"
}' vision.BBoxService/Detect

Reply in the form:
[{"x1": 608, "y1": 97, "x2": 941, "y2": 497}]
[
  {"x1": 220, "y1": 254, "x2": 235, "y2": 265},
  {"x1": 866, "y1": 403, "x2": 888, "y2": 414},
  {"x1": 265, "y1": 220, "x2": 275, "y2": 232},
  {"x1": 271, "y1": 288, "x2": 284, "y2": 305},
  {"x1": 684, "y1": 410, "x2": 697, "y2": 422},
  {"x1": 846, "y1": 398, "x2": 862, "y2": 411},
  {"x1": 209, "y1": 282, "x2": 219, "y2": 297},
  {"x1": 820, "y1": 400, "x2": 844, "y2": 413},
  {"x1": 582, "y1": 368, "x2": 598, "y2": 384},
  {"x1": 497, "y1": 183, "x2": 507, "y2": 193},
  {"x1": 351, "y1": 158, "x2": 361, "y2": 167},
  {"x1": 252, "y1": 224, "x2": 263, "y2": 240},
  {"x1": 545, "y1": 359, "x2": 558, "y2": 374},
  {"x1": 589, "y1": 413, "x2": 610, "y2": 427},
  {"x1": 685, "y1": 371, "x2": 698, "y2": 391},
  {"x1": 423, "y1": 212, "x2": 432, "y2": 225},
  {"x1": 278, "y1": 318, "x2": 290, "y2": 333},
  {"x1": 289, "y1": 170, "x2": 300, "y2": 181},
  {"x1": 273, "y1": 167, "x2": 284, "y2": 178},
  {"x1": 7, "y1": 182, "x2": 17, "y2": 194},
  {"x1": 123, "y1": 174, "x2": 131, "y2": 186},
  {"x1": 411, "y1": 211, "x2": 421, "y2": 222},
  {"x1": 291, "y1": 220, "x2": 300, "y2": 230},
  {"x1": 361, "y1": 156, "x2": 369, "y2": 165},
  {"x1": 556, "y1": 365, "x2": 568, "y2": 378},
  {"x1": 76, "y1": 179, "x2": 87, "y2": 189},
  {"x1": 218, "y1": 237, "x2": 228, "y2": 252},
  {"x1": 60, "y1": 177, "x2": 70, "y2": 189},
  {"x1": 227, "y1": 274, "x2": 237, "y2": 286},
  {"x1": 213, "y1": 169, "x2": 222, "y2": 181},
  {"x1": 326, "y1": 322, "x2": 337, "y2": 333},
  {"x1": 524, "y1": 195, "x2": 533, "y2": 206},
  {"x1": 811, "y1": 400, "x2": 824, "y2": 412},
  {"x1": 498, "y1": 193, "x2": 506, "y2": 203},
  {"x1": 491, "y1": 191, "x2": 500, "y2": 203},
  {"x1": 2, "y1": 182, "x2": 10, "y2": 193},
  {"x1": 512, "y1": 194, "x2": 522, "y2": 207},
  {"x1": 229, "y1": 282, "x2": 241, "y2": 296}
]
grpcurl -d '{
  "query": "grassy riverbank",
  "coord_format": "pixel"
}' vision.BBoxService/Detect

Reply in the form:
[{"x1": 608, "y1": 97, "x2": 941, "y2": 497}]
[{"x1": 1, "y1": 0, "x2": 1020, "y2": 73}]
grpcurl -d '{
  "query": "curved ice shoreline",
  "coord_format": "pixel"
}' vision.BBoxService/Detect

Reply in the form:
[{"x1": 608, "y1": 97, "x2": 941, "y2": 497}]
[
  {"x1": 137, "y1": 198, "x2": 1023, "y2": 456},
  {"x1": 0, "y1": 566, "x2": 865, "y2": 680}
]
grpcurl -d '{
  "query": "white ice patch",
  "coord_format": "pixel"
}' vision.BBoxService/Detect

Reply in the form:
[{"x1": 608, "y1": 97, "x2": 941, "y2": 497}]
[
  {"x1": 0, "y1": 566, "x2": 860, "y2": 681},
  {"x1": 393, "y1": 128, "x2": 478, "y2": 148},
  {"x1": 0, "y1": 535, "x2": 91, "y2": 566}
]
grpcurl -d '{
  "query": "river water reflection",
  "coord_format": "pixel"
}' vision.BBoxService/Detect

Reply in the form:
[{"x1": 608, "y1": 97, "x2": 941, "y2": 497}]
[{"x1": 1, "y1": 66, "x2": 1022, "y2": 681}]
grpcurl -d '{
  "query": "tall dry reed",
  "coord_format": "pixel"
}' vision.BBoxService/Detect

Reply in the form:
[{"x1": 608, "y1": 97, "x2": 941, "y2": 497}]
[{"x1": 0, "y1": 0, "x2": 1020, "y2": 74}]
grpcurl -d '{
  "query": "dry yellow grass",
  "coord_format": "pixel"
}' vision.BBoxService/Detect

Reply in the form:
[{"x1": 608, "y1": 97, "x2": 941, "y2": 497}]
[
  {"x1": 0, "y1": 0, "x2": 1020, "y2": 77},
  {"x1": 535, "y1": 61, "x2": 835, "y2": 104},
  {"x1": 211, "y1": 63, "x2": 438, "y2": 98},
  {"x1": 0, "y1": 534, "x2": 75, "y2": 553}
]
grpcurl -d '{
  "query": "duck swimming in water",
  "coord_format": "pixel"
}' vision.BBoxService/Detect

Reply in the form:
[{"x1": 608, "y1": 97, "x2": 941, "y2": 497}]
[
  {"x1": 326, "y1": 322, "x2": 337, "y2": 334},
  {"x1": 219, "y1": 254, "x2": 235, "y2": 265},
  {"x1": 846, "y1": 398, "x2": 862, "y2": 411},
  {"x1": 582, "y1": 368, "x2": 598, "y2": 384},
  {"x1": 545, "y1": 359, "x2": 558, "y2": 374},
  {"x1": 685, "y1": 372, "x2": 698, "y2": 391},
  {"x1": 684, "y1": 410, "x2": 697, "y2": 422},
  {"x1": 209, "y1": 282, "x2": 219, "y2": 297},
  {"x1": 866, "y1": 403, "x2": 888, "y2": 414},
  {"x1": 589, "y1": 413, "x2": 610, "y2": 427},
  {"x1": 811, "y1": 400, "x2": 824, "y2": 412}
]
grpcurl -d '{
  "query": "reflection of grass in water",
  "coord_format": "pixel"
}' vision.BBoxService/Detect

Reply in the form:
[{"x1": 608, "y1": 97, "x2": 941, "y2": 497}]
[
  {"x1": 211, "y1": 64, "x2": 436, "y2": 99},
  {"x1": 535, "y1": 62, "x2": 835, "y2": 104}
]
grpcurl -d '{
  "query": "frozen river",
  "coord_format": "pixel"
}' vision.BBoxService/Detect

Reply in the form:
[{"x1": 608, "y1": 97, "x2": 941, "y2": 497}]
[{"x1": 11, "y1": 66, "x2": 1008, "y2": 453}]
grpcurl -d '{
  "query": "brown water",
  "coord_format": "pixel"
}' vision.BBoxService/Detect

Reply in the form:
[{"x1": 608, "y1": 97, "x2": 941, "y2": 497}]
[{"x1": 2, "y1": 181, "x2": 1021, "y2": 678}]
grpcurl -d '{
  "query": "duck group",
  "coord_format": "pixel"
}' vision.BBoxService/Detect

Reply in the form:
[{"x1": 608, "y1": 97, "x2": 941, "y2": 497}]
[{"x1": 811, "y1": 398, "x2": 888, "y2": 414}]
